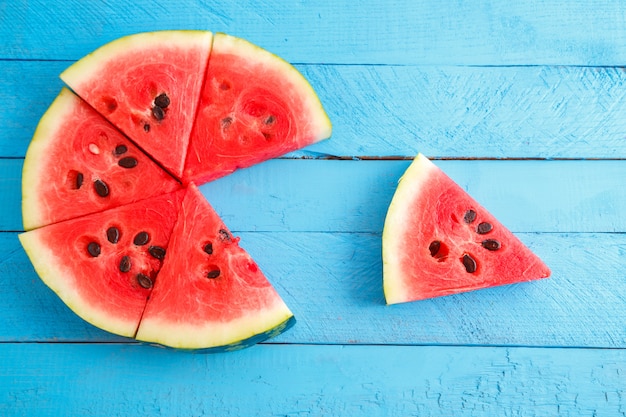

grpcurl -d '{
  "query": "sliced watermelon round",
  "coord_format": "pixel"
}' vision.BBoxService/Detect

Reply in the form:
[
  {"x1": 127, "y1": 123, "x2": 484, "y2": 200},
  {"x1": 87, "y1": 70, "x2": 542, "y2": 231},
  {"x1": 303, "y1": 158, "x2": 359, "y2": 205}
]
[
  {"x1": 19, "y1": 190, "x2": 185, "y2": 338},
  {"x1": 136, "y1": 185, "x2": 294, "y2": 351},
  {"x1": 22, "y1": 88, "x2": 181, "y2": 231},
  {"x1": 382, "y1": 154, "x2": 551, "y2": 304},
  {"x1": 60, "y1": 30, "x2": 213, "y2": 179},
  {"x1": 183, "y1": 32, "x2": 332, "y2": 184}
]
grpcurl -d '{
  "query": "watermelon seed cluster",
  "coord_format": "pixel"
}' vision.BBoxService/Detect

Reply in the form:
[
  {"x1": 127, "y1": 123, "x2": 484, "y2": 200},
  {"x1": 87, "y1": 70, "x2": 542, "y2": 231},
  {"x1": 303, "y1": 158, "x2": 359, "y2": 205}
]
[
  {"x1": 201, "y1": 228, "x2": 236, "y2": 280},
  {"x1": 85, "y1": 227, "x2": 166, "y2": 290},
  {"x1": 429, "y1": 208, "x2": 502, "y2": 274}
]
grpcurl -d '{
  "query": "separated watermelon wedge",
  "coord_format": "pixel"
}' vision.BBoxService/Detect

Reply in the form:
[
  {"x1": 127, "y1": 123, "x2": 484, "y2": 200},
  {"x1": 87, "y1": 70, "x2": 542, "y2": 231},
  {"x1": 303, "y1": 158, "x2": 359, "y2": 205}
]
[
  {"x1": 382, "y1": 154, "x2": 550, "y2": 304},
  {"x1": 19, "y1": 185, "x2": 294, "y2": 350}
]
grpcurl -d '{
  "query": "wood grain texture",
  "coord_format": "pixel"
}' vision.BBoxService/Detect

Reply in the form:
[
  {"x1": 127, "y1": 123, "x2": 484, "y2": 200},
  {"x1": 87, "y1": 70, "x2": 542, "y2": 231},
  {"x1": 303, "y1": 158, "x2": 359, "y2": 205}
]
[
  {"x1": 5, "y1": 158, "x2": 626, "y2": 233},
  {"x1": 5, "y1": 61, "x2": 626, "y2": 159},
  {"x1": 1, "y1": 343, "x2": 624, "y2": 417},
  {"x1": 4, "y1": 1, "x2": 626, "y2": 66},
  {"x1": 3, "y1": 1, "x2": 626, "y2": 415},
  {"x1": 5, "y1": 230, "x2": 626, "y2": 348}
]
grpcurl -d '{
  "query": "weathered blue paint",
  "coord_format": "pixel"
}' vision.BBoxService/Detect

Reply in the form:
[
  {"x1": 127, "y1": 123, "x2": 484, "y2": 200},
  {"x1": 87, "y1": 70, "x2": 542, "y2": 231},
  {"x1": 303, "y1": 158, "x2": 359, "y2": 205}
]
[{"x1": 2, "y1": 0, "x2": 625, "y2": 415}]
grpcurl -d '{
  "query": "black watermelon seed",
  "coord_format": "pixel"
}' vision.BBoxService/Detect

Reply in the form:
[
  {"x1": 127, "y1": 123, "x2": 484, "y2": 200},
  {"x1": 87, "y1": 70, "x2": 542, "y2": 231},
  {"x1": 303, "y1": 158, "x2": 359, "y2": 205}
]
[
  {"x1": 143, "y1": 123, "x2": 151, "y2": 132},
  {"x1": 264, "y1": 115, "x2": 275, "y2": 125},
  {"x1": 106, "y1": 226, "x2": 120, "y2": 244},
  {"x1": 207, "y1": 269, "x2": 221, "y2": 279},
  {"x1": 87, "y1": 242, "x2": 101, "y2": 257},
  {"x1": 477, "y1": 222, "x2": 493, "y2": 234},
  {"x1": 75, "y1": 172, "x2": 84, "y2": 189},
  {"x1": 152, "y1": 105, "x2": 165, "y2": 121},
  {"x1": 114, "y1": 144, "x2": 128, "y2": 155},
  {"x1": 462, "y1": 254, "x2": 477, "y2": 273},
  {"x1": 94, "y1": 179, "x2": 109, "y2": 197},
  {"x1": 464, "y1": 209, "x2": 477, "y2": 224},
  {"x1": 133, "y1": 231, "x2": 149, "y2": 246},
  {"x1": 429, "y1": 240, "x2": 441, "y2": 257},
  {"x1": 118, "y1": 157, "x2": 138, "y2": 169},
  {"x1": 482, "y1": 239, "x2": 501, "y2": 251},
  {"x1": 136, "y1": 273, "x2": 153, "y2": 289},
  {"x1": 148, "y1": 246, "x2": 166, "y2": 260},
  {"x1": 218, "y1": 229, "x2": 231, "y2": 241},
  {"x1": 203, "y1": 243, "x2": 213, "y2": 255},
  {"x1": 119, "y1": 255, "x2": 131, "y2": 273},
  {"x1": 154, "y1": 93, "x2": 170, "y2": 109}
]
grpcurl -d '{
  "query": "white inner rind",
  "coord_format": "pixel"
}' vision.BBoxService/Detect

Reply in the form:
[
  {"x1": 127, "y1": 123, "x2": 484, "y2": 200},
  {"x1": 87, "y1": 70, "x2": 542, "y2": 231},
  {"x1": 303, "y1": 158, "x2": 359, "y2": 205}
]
[
  {"x1": 22, "y1": 88, "x2": 75, "y2": 231},
  {"x1": 136, "y1": 301, "x2": 293, "y2": 350},
  {"x1": 382, "y1": 153, "x2": 435, "y2": 304}
]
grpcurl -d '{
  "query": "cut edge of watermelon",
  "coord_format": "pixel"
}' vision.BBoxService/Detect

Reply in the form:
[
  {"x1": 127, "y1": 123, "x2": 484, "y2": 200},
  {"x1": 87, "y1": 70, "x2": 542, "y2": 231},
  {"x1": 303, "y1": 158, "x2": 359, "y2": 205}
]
[{"x1": 22, "y1": 87, "x2": 77, "y2": 231}]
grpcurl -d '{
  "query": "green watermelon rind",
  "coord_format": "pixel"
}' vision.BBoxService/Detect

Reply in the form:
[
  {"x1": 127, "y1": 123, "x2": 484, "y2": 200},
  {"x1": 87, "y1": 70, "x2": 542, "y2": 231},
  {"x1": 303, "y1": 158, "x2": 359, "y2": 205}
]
[{"x1": 141, "y1": 315, "x2": 296, "y2": 353}]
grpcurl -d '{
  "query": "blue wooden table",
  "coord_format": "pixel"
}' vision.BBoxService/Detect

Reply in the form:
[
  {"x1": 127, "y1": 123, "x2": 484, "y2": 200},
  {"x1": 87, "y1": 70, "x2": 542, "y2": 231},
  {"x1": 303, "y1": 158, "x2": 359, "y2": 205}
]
[{"x1": 2, "y1": 1, "x2": 626, "y2": 415}]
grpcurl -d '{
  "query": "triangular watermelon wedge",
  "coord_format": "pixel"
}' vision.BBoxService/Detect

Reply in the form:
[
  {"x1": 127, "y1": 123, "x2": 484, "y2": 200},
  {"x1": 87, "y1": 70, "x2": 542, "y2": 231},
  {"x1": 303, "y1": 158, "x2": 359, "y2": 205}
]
[
  {"x1": 60, "y1": 31, "x2": 213, "y2": 179},
  {"x1": 136, "y1": 184, "x2": 295, "y2": 351},
  {"x1": 182, "y1": 32, "x2": 332, "y2": 184},
  {"x1": 22, "y1": 88, "x2": 181, "y2": 231},
  {"x1": 382, "y1": 154, "x2": 550, "y2": 304},
  {"x1": 19, "y1": 190, "x2": 186, "y2": 338}
]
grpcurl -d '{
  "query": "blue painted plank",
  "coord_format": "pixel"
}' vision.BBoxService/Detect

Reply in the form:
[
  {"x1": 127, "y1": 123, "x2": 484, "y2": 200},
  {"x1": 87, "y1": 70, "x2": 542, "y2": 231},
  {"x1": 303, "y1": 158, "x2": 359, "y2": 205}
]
[
  {"x1": 1, "y1": 343, "x2": 624, "y2": 416},
  {"x1": 5, "y1": 231, "x2": 626, "y2": 348},
  {"x1": 4, "y1": 1, "x2": 626, "y2": 65},
  {"x1": 4, "y1": 158, "x2": 625, "y2": 233},
  {"x1": 5, "y1": 61, "x2": 626, "y2": 159}
]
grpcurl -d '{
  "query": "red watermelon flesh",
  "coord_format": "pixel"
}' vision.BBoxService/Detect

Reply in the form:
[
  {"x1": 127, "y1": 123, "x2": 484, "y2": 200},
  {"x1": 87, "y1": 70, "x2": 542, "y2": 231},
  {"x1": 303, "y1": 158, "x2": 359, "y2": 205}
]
[
  {"x1": 136, "y1": 184, "x2": 294, "y2": 350},
  {"x1": 60, "y1": 31, "x2": 213, "y2": 179},
  {"x1": 382, "y1": 154, "x2": 550, "y2": 304},
  {"x1": 22, "y1": 88, "x2": 181, "y2": 231},
  {"x1": 19, "y1": 190, "x2": 185, "y2": 338},
  {"x1": 183, "y1": 32, "x2": 332, "y2": 184}
]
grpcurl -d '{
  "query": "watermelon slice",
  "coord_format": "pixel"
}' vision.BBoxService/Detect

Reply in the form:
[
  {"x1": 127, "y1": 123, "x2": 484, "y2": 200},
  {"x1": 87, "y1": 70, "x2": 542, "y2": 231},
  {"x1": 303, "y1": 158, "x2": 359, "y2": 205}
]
[
  {"x1": 22, "y1": 88, "x2": 180, "y2": 231},
  {"x1": 19, "y1": 190, "x2": 185, "y2": 338},
  {"x1": 382, "y1": 154, "x2": 550, "y2": 304},
  {"x1": 136, "y1": 184, "x2": 294, "y2": 351},
  {"x1": 183, "y1": 32, "x2": 332, "y2": 184},
  {"x1": 60, "y1": 30, "x2": 213, "y2": 178}
]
